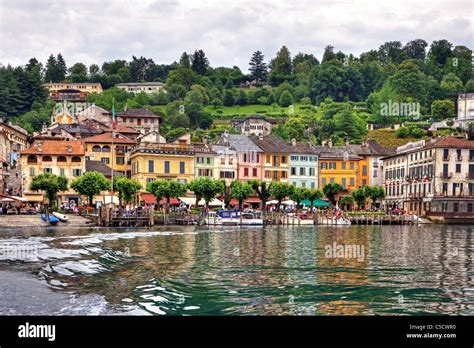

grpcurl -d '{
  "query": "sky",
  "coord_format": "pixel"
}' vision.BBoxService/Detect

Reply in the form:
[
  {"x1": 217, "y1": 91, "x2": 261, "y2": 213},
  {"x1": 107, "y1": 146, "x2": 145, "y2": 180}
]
[{"x1": 0, "y1": 0, "x2": 472, "y2": 72}]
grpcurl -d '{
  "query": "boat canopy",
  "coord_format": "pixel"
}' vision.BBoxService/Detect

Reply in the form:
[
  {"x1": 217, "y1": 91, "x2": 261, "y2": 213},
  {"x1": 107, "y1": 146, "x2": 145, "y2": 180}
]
[{"x1": 302, "y1": 198, "x2": 330, "y2": 207}]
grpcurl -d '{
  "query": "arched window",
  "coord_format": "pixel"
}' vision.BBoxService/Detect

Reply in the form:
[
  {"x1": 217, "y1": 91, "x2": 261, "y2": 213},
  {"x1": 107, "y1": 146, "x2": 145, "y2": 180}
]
[
  {"x1": 71, "y1": 156, "x2": 81, "y2": 163},
  {"x1": 27, "y1": 155, "x2": 37, "y2": 164},
  {"x1": 57, "y1": 156, "x2": 67, "y2": 162},
  {"x1": 42, "y1": 156, "x2": 52, "y2": 162},
  {"x1": 102, "y1": 145, "x2": 111, "y2": 153},
  {"x1": 92, "y1": 145, "x2": 101, "y2": 152}
]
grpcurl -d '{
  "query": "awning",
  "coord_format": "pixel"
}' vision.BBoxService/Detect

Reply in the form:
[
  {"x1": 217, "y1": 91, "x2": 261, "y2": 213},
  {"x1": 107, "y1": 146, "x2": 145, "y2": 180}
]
[
  {"x1": 22, "y1": 193, "x2": 44, "y2": 202},
  {"x1": 266, "y1": 200, "x2": 279, "y2": 205},
  {"x1": 245, "y1": 197, "x2": 261, "y2": 204},
  {"x1": 159, "y1": 197, "x2": 181, "y2": 206},
  {"x1": 179, "y1": 196, "x2": 197, "y2": 206},
  {"x1": 282, "y1": 199, "x2": 295, "y2": 205},
  {"x1": 204, "y1": 198, "x2": 225, "y2": 207},
  {"x1": 302, "y1": 198, "x2": 330, "y2": 207},
  {"x1": 229, "y1": 198, "x2": 239, "y2": 206},
  {"x1": 141, "y1": 192, "x2": 157, "y2": 204}
]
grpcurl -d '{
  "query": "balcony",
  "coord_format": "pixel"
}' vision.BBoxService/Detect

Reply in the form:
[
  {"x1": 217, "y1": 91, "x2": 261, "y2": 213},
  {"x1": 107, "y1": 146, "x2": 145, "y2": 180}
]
[
  {"x1": 439, "y1": 172, "x2": 452, "y2": 179},
  {"x1": 466, "y1": 173, "x2": 474, "y2": 179}
]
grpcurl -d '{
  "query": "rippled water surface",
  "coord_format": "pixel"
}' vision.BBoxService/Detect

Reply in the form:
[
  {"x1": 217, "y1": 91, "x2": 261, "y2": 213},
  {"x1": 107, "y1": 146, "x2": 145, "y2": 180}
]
[{"x1": 0, "y1": 225, "x2": 473, "y2": 315}]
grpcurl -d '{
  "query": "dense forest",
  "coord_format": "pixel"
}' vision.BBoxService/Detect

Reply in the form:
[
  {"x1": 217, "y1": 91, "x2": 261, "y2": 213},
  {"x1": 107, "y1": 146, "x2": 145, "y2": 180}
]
[{"x1": 0, "y1": 39, "x2": 473, "y2": 144}]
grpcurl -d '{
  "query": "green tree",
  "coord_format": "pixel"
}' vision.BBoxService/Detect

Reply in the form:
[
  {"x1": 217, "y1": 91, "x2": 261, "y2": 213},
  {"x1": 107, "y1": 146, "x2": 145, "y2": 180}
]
[
  {"x1": 249, "y1": 50, "x2": 268, "y2": 84},
  {"x1": 269, "y1": 182, "x2": 294, "y2": 208},
  {"x1": 465, "y1": 79, "x2": 474, "y2": 93},
  {"x1": 290, "y1": 187, "x2": 309, "y2": 210},
  {"x1": 71, "y1": 172, "x2": 110, "y2": 206},
  {"x1": 187, "y1": 177, "x2": 224, "y2": 208},
  {"x1": 338, "y1": 195, "x2": 354, "y2": 210},
  {"x1": 191, "y1": 49, "x2": 210, "y2": 75},
  {"x1": 363, "y1": 186, "x2": 385, "y2": 208},
  {"x1": 278, "y1": 90, "x2": 293, "y2": 107},
  {"x1": 351, "y1": 188, "x2": 366, "y2": 209},
  {"x1": 431, "y1": 100, "x2": 455, "y2": 120},
  {"x1": 230, "y1": 181, "x2": 253, "y2": 210},
  {"x1": 440, "y1": 73, "x2": 463, "y2": 99},
  {"x1": 30, "y1": 173, "x2": 68, "y2": 206},
  {"x1": 306, "y1": 188, "x2": 323, "y2": 212},
  {"x1": 322, "y1": 183, "x2": 343, "y2": 206},
  {"x1": 114, "y1": 177, "x2": 142, "y2": 205},
  {"x1": 147, "y1": 180, "x2": 187, "y2": 211},
  {"x1": 249, "y1": 180, "x2": 272, "y2": 211}
]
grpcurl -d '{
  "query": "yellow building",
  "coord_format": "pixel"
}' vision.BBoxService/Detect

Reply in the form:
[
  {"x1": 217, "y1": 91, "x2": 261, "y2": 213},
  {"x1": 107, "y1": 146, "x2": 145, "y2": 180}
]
[
  {"x1": 20, "y1": 140, "x2": 86, "y2": 205},
  {"x1": 130, "y1": 130, "x2": 195, "y2": 190},
  {"x1": 82, "y1": 132, "x2": 136, "y2": 177},
  {"x1": 314, "y1": 142, "x2": 361, "y2": 192}
]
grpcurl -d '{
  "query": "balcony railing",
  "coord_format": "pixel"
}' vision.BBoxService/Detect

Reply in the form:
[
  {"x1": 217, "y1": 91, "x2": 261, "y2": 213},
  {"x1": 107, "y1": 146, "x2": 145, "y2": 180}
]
[{"x1": 439, "y1": 172, "x2": 452, "y2": 179}]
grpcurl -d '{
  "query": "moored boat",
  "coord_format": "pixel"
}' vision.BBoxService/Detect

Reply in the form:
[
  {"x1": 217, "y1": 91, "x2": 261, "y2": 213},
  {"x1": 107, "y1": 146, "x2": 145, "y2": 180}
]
[
  {"x1": 52, "y1": 212, "x2": 69, "y2": 223},
  {"x1": 41, "y1": 213, "x2": 59, "y2": 226},
  {"x1": 205, "y1": 210, "x2": 264, "y2": 226}
]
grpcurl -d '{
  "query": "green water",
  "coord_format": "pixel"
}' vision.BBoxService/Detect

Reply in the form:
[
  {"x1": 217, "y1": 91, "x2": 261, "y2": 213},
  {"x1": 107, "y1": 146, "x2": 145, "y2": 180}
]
[{"x1": 0, "y1": 224, "x2": 472, "y2": 315}]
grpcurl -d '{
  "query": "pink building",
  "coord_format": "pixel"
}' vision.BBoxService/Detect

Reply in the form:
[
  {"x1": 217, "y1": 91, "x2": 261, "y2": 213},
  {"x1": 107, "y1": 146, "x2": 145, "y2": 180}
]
[{"x1": 216, "y1": 132, "x2": 263, "y2": 181}]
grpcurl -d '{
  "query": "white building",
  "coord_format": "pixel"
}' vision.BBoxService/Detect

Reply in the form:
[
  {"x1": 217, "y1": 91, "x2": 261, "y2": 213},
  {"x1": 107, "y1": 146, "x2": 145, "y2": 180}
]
[{"x1": 116, "y1": 82, "x2": 165, "y2": 94}]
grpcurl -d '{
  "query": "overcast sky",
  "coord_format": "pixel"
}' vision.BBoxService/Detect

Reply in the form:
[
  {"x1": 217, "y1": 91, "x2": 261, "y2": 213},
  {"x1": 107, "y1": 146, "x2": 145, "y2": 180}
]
[{"x1": 0, "y1": 0, "x2": 472, "y2": 72}]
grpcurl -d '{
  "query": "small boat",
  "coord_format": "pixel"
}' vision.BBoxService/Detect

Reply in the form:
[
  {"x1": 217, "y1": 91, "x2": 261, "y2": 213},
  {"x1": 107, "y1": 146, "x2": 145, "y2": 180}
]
[
  {"x1": 319, "y1": 217, "x2": 351, "y2": 225},
  {"x1": 52, "y1": 212, "x2": 69, "y2": 223},
  {"x1": 41, "y1": 213, "x2": 59, "y2": 226},
  {"x1": 205, "y1": 210, "x2": 264, "y2": 226}
]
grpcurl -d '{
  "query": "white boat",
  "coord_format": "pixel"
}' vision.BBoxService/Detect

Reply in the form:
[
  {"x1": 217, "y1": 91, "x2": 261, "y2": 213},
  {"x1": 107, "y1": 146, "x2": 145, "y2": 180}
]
[
  {"x1": 205, "y1": 210, "x2": 264, "y2": 226},
  {"x1": 287, "y1": 213, "x2": 315, "y2": 225},
  {"x1": 52, "y1": 212, "x2": 69, "y2": 223},
  {"x1": 319, "y1": 217, "x2": 351, "y2": 225}
]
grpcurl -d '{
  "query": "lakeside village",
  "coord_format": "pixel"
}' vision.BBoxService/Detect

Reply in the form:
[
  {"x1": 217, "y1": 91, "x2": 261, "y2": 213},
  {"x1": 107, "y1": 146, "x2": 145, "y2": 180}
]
[{"x1": 1, "y1": 82, "x2": 474, "y2": 227}]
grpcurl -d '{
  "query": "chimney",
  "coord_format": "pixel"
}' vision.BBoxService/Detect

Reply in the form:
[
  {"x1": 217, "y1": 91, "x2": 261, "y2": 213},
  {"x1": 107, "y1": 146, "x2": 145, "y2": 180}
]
[
  {"x1": 258, "y1": 134, "x2": 264, "y2": 141},
  {"x1": 291, "y1": 138, "x2": 297, "y2": 147},
  {"x1": 37, "y1": 142, "x2": 43, "y2": 152},
  {"x1": 66, "y1": 145, "x2": 73, "y2": 153},
  {"x1": 327, "y1": 138, "x2": 333, "y2": 148}
]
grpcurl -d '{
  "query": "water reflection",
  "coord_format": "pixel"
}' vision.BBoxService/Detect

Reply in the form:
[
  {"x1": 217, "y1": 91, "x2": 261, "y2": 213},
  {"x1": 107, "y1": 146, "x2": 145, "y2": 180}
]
[{"x1": 0, "y1": 224, "x2": 472, "y2": 315}]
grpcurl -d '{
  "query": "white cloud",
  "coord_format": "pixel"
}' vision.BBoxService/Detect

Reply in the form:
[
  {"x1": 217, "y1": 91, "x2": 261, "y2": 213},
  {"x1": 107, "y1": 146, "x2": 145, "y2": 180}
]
[{"x1": 0, "y1": 0, "x2": 472, "y2": 72}]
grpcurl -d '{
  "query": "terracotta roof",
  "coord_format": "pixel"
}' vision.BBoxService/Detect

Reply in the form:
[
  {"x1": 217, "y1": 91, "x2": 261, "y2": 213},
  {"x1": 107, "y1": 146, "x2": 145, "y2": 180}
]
[
  {"x1": 111, "y1": 125, "x2": 140, "y2": 134},
  {"x1": 427, "y1": 136, "x2": 474, "y2": 149},
  {"x1": 345, "y1": 140, "x2": 396, "y2": 157},
  {"x1": 20, "y1": 140, "x2": 85, "y2": 155},
  {"x1": 250, "y1": 135, "x2": 297, "y2": 154},
  {"x1": 82, "y1": 132, "x2": 136, "y2": 144},
  {"x1": 117, "y1": 108, "x2": 162, "y2": 118},
  {"x1": 312, "y1": 146, "x2": 361, "y2": 160},
  {"x1": 85, "y1": 160, "x2": 122, "y2": 178}
]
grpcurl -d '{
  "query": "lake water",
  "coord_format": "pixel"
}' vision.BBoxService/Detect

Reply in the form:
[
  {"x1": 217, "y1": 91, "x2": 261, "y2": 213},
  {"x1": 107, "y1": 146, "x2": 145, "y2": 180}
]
[{"x1": 0, "y1": 224, "x2": 473, "y2": 315}]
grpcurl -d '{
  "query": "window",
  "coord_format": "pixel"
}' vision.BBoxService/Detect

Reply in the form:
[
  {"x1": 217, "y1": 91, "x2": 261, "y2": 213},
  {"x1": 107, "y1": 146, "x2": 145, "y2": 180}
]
[
  {"x1": 244, "y1": 168, "x2": 249, "y2": 177},
  {"x1": 252, "y1": 168, "x2": 257, "y2": 177},
  {"x1": 102, "y1": 146, "x2": 111, "y2": 153},
  {"x1": 164, "y1": 161, "x2": 170, "y2": 174},
  {"x1": 27, "y1": 155, "x2": 37, "y2": 164},
  {"x1": 468, "y1": 203, "x2": 473, "y2": 213},
  {"x1": 266, "y1": 155, "x2": 271, "y2": 164},
  {"x1": 57, "y1": 156, "x2": 67, "y2": 163},
  {"x1": 321, "y1": 162, "x2": 327, "y2": 169},
  {"x1": 281, "y1": 171, "x2": 287, "y2": 179},
  {"x1": 321, "y1": 178, "x2": 327, "y2": 186},
  {"x1": 350, "y1": 178, "x2": 355, "y2": 186},
  {"x1": 101, "y1": 157, "x2": 110, "y2": 164},
  {"x1": 197, "y1": 157, "x2": 203, "y2": 164},
  {"x1": 60, "y1": 168, "x2": 65, "y2": 176},
  {"x1": 330, "y1": 177, "x2": 335, "y2": 184},
  {"x1": 281, "y1": 156, "x2": 287, "y2": 164},
  {"x1": 148, "y1": 160, "x2": 154, "y2": 173},
  {"x1": 362, "y1": 179, "x2": 367, "y2": 187},
  {"x1": 290, "y1": 167, "x2": 296, "y2": 176},
  {"x1": 300, "y1": 167, "x2": 305, "y2": 176},
  {"x1": 229, "y1": 157, "x2": 233, "y2": 165},
  {"x1": 341, "y1": 162, "x2": 346, "y2": 170},
  {"x1": 453, "y1": 202, "x2": 459, "y2": 213},
  {"x1": 146, "y1": 178, "x2": 156, "y2": 185},
  {"x1": 309, "y1": 168, "x2": 315, "y2": 176},
  {"x1": 265, "y1": 170, "x2": 271, "y2": 179},
  {"x1": 362, "y1": 166, "x2": 367, "y2": 176},
  {"x1": 373, "y1": 170, "x2": 378, "y2": 177},
  {"x1": 207, "y1": 157, "x2": 211, "y2": 165},
  {"x1": 443, "y1": 149, "x2": 449, "y2": 160},
  {"x1": 29, "y1": 167, "x2": 35, "y2": 176},
  {"x1": 350, "y1": 162, "x2": 354, "y2": 170},
  {"x1": 73, "y1": 169, "x2": 82, "y2": 177},
  {"x1": 71, "y1": 156, "x2": 81, "y2": 163},
  {"x1": 329, "y1": 162, "x2": 336, "y2": 169},
  {"x1": 221, "y1": 157, "x2": 225, "y2": 165},
  {"x1": 92, "y1": 145, "x2": 101, "y2": 152},
  {"x1": 180, "y1": 162, "x2": 185, "y2": 174},
  {"x1": 456, "y1": 163, "x2": 461, "y2": 173},
  {"x1": 42, "y1": 156, "x2": 52, "y2": 162},
  {"x1": 116, "y1": 157, "x2": 125, "y2": 165},
  {"x1": 341, "y1": 178, "x2": 346, "y2": 189},
  {"x1": 273, "y1": 171, "x2": 278, "y2": 180}
]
